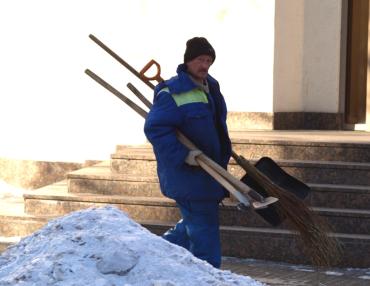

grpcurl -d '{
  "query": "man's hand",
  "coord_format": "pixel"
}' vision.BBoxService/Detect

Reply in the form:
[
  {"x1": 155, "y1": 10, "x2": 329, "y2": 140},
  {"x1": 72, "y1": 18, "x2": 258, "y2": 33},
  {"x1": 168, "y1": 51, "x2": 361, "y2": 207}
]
[{"x1": 185, "y1": 150, "x2": 202, "y2": 166}]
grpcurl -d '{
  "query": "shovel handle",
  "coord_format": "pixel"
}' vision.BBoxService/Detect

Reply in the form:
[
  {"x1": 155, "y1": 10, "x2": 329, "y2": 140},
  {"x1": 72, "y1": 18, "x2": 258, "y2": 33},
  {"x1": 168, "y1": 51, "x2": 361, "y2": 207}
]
[{"x1": 139, "y1": 59, "x2": 164, "y2": 84}]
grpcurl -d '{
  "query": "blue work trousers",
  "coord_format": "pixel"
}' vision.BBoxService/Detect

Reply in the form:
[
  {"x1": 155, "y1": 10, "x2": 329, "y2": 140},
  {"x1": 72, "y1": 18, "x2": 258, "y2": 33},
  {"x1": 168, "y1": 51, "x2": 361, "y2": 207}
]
[{"x1": 162, "y1": 200, "x2": 221, "y2": 268}]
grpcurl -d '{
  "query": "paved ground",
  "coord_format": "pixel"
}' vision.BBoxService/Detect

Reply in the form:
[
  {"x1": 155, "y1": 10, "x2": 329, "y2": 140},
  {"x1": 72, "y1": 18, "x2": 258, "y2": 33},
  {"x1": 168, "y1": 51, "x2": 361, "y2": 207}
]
[{"x1": 222, "y1": 257, "x2": 370, "y2": 286}]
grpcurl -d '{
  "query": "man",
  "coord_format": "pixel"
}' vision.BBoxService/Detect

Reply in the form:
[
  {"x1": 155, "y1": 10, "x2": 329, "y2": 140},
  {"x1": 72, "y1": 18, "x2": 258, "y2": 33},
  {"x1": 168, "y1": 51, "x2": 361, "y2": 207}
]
[{"x1": 144, "y1": 37, "x2": 232, "y2": 268}]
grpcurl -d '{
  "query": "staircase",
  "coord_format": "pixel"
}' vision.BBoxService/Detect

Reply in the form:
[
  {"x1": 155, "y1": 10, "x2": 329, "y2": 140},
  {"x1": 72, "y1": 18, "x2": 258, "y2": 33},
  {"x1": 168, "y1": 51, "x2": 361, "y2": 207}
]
[{"x1": 1, "y1": 131, "x2": 370, "y2": 268}]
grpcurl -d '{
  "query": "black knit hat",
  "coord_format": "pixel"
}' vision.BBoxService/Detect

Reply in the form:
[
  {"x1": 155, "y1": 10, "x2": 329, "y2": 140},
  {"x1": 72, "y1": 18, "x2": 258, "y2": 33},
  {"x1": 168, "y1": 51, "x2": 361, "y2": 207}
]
[{"x1": 184, "y1": 37, "x2": 216, "y2": 63}]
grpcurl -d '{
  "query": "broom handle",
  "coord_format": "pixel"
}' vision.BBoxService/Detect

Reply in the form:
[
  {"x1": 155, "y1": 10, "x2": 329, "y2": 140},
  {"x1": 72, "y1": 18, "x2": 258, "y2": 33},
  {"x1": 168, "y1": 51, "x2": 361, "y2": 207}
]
[
  {"x1": 231, "y1": 151, "x2": 260, "y2": 179},
  {"x1": 84, "y1": 69, "x2": 267, "y2": 208},
  {"x1": 231, "y1": 150, "x2": 246, "y2": 166}
]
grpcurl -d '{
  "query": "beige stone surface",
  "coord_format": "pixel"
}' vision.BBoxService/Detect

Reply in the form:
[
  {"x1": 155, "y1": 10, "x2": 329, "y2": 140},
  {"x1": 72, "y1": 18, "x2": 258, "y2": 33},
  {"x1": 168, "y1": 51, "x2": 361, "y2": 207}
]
[{"x1": 0, "y1": 158, "x2": 99, "y2": 190}]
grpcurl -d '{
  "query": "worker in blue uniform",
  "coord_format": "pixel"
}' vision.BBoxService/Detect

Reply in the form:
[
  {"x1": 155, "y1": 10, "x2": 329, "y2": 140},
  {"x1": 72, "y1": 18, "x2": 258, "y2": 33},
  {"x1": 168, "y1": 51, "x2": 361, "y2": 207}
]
[{"x1": 144, "y1": 37, "x2": 232, "y2": 268}]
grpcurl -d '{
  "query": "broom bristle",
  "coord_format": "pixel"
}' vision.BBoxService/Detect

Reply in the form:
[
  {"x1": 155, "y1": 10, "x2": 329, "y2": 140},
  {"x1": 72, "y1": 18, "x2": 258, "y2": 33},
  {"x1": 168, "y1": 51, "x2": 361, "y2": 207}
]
[{"x1": 241, "y1": 156, "x2": 343, "y2": 267}]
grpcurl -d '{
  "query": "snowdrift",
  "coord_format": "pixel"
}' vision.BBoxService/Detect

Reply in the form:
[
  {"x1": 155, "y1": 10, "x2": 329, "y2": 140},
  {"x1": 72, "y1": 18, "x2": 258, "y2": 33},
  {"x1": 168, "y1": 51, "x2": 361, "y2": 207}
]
[{"x1": 0, "y1": 205, "x2": 265, "y2": 286}]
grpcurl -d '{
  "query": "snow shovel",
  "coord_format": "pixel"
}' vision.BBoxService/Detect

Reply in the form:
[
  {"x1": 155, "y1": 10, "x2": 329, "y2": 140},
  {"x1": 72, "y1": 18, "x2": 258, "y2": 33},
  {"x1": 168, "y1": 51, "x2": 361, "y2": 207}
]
[{"x1": 237, "y1": 155, "x2": 311, "y2": 226}]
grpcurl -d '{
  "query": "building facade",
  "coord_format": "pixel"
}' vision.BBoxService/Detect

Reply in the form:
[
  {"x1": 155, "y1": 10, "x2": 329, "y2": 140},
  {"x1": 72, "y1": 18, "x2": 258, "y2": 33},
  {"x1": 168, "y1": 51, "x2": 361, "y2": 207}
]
[{"x1": 264, "y1": 0, "x2": 369, "y2": 131}]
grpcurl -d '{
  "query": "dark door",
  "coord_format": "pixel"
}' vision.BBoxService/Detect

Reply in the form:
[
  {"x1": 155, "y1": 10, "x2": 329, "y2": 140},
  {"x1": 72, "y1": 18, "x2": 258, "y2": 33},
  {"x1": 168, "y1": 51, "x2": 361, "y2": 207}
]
[{"x1": 345, "y1": 0, "x2": 369, "y2": 124}]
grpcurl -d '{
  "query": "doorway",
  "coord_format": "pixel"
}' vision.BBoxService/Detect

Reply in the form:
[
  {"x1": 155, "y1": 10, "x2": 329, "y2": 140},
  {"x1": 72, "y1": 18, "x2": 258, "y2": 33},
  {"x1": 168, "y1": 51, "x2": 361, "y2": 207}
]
[{"x1": 345, "y1": 0, "x2": 369, "y2": 126}]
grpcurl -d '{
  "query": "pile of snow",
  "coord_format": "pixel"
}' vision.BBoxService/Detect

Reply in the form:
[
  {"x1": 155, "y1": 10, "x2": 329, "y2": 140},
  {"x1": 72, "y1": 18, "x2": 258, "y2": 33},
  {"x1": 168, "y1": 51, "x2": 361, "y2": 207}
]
[{"x1": 0, "y1": 206, "x2": 265, "y2": 286}]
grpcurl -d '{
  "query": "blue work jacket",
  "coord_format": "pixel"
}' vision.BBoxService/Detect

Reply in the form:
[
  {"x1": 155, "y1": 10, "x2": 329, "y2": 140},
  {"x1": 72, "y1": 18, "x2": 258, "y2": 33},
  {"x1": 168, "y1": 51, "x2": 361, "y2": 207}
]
[{"x1": 144, "y1": 64, "x2": 232, "y2": 201}]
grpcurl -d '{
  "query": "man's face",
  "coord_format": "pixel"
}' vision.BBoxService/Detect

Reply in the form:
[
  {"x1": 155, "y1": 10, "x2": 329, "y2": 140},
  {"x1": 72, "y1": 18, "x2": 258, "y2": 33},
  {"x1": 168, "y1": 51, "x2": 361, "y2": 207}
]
[{"x1": 186, "y1": 55, "x2": 213, "y2": 82}]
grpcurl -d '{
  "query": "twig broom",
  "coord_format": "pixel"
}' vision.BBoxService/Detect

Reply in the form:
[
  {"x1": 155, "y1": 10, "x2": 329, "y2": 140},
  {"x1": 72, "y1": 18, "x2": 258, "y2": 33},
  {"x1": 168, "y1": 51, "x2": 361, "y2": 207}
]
[{"x1": 235, "y1": 154, "x2": 343, "y2": 266}]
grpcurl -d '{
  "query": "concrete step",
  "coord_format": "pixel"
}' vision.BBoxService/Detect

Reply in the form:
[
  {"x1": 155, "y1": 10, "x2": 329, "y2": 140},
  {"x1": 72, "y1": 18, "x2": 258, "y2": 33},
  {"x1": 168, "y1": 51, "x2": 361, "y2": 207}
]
[
  {"x1": 0, "y1": 195, "x2": 52, "y2": 238},
  {"x1": 23, "y1": 187, "x2": 179, "y2": 223},
  {"x1": 67, "y1": 165, "x2": 370, "y2": 210},
  {"x1": 308, "y1": 183, "x2": 370, "y2": 210},
  {"x1": 111, "y1": 149, "x2": 370, "y2": 186},
  {"x1": 110, "y1": 148, "x2": 156, "y2": 175},
  {"x1": 230, "y1": 133, "x2": 370, "y2": 163},
  {"x1": 115, "y1": 130, "x2": 370, "y2": 163},
  {"x1": 0, "y1": 214, "x2": 48, "y2": 237},
  {"x1": 143, "y1": 221, "x2": 370, "y2": 268},
  {"x1": 67, "y1": 162, "x2": 162, "y2": 197},
  {"x1": 23, "y1": 184, "x2": 370, "y2": 235}
]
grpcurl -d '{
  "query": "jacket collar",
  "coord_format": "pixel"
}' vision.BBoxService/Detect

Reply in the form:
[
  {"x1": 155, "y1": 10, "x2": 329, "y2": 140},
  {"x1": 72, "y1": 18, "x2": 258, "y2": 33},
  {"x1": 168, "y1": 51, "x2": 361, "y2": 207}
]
[{"x1": 154, "y1": 64, "x2": 217, "y2": 96}]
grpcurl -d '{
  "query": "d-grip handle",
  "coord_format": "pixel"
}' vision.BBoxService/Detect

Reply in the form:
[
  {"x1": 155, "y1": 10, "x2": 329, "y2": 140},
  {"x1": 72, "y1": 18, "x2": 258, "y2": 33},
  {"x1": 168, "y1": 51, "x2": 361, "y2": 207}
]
[{"x1": 139, "y1": 59, "x2": 164, "y2": 84}]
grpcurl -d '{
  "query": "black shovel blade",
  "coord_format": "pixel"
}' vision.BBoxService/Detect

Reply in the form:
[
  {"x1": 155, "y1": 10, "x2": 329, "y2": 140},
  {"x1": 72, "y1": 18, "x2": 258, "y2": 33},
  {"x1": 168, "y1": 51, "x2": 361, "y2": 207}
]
[{"x1": 241, "y1": 157, "x2": 311, "y2": 226}]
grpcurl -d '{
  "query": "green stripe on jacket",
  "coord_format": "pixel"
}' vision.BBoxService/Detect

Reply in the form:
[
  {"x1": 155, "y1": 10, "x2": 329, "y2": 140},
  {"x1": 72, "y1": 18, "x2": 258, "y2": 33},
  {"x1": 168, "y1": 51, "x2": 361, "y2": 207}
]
[{"x1": 159, "y1": 87, "x2": 208, "y2": 106}]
